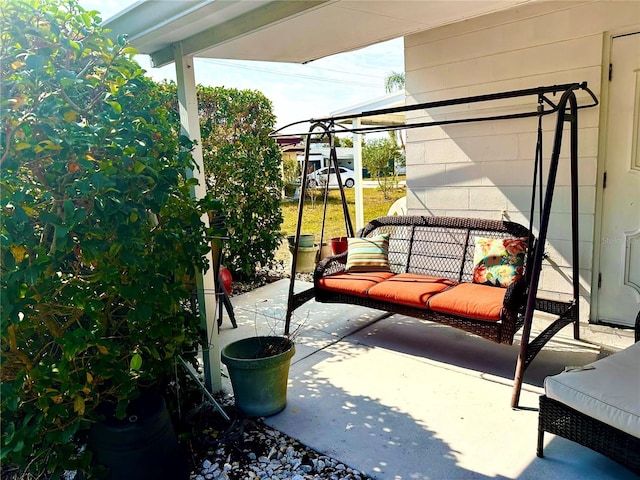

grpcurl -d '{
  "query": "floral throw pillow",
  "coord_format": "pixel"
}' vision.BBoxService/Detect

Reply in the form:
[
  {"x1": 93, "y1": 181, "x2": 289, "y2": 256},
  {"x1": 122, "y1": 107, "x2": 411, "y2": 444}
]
[
  {"x1": 345, "y1": 234, "x2": 391, "y2": 272},
  {"x1": 472, "y1": 237, "x2": 527, "y2": 287}
]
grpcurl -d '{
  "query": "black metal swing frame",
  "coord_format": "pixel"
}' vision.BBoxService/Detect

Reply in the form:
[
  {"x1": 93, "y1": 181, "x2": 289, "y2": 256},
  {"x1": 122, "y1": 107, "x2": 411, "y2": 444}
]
[{"x1": 276, "y1": 81, "x2": 598, "y2": 408}]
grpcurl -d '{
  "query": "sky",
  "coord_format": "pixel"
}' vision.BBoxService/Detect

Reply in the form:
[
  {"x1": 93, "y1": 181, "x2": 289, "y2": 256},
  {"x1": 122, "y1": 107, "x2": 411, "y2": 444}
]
[{"x1": 79, "y1": 0, "x2": 405, "y2": 131}]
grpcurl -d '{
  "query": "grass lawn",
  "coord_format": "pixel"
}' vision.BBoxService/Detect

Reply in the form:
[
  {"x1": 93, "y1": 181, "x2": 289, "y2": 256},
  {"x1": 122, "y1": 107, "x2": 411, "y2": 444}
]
[{"x1": 280, "y1": 186, "x2": 406, "y2": 241}]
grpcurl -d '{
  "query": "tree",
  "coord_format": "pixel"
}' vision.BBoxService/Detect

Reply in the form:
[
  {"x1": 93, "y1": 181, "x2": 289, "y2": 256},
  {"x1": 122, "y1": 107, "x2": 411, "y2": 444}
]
[
  {"x1": 385, "y1": 71, "x2": 405, "y2": 93},
  {"x1": 158, "y1": 83, "x2": 284, "y2": 279},
  {"x1": 384, "y1": 71, "x2": 406, "y2": 154},
  {"x1": 194, "y1": 86, "x2": 284, "y2": 279},
  {"x1": 362, "y1": 137, "x2": 403, "y2": 199}
]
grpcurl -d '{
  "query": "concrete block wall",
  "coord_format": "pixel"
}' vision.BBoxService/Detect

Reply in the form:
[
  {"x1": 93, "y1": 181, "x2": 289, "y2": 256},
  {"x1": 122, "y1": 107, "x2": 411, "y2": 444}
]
[{"x1": 403, "y1": 1, "x2": 640, "y2": 314}]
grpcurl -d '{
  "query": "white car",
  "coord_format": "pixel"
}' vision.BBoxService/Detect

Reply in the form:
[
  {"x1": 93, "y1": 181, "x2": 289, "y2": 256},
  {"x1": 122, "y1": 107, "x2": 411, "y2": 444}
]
[{"x1": 307, "y1": 166, "x2": 356, "y2": 188}]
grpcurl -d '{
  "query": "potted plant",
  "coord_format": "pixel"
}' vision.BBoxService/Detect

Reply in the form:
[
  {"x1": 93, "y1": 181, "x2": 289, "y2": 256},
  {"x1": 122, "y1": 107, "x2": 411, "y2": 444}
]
[
  {"x1": 221, "y1": 336, "x2": 295, "y2": 417},
  {"x1": 330, "y1": 236, "x2": 349, "y2": 255},
  {"x1": 1, "y1": 2, "x2": 214, "y2": 478},
  {"x1": 219, "y1": 306, "x2": 306, "y2": 418}
]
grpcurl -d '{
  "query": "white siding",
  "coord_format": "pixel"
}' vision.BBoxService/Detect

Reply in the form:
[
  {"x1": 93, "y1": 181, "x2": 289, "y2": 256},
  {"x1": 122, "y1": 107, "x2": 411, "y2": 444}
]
[{"x1": 403, "y1": 0, "x2": 640, "y2": 315}]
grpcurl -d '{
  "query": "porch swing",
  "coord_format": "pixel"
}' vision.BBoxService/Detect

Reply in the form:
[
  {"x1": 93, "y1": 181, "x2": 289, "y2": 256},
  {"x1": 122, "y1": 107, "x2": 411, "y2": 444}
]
[{"x1": 276, "y1": 82, "x2": 598, "y2": 408}]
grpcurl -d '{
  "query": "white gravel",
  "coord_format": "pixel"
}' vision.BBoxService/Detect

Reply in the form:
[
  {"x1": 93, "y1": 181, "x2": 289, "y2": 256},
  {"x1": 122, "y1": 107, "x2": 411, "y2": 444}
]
[{"x1": 190, "y1": 417, "x2": 368, "y2": 480}]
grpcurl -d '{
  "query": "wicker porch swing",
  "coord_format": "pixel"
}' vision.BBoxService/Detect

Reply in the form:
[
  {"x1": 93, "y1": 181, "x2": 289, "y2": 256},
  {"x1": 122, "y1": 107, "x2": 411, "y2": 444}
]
[{"x1": 274, "y1": 82, "x2": 598, "y2": 408}]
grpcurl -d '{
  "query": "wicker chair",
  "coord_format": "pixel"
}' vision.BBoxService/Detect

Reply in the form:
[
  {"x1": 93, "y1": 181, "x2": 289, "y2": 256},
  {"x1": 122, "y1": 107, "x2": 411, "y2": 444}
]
[{"x1": 536, "y1": 311, "x2": 640, "y2": 475}]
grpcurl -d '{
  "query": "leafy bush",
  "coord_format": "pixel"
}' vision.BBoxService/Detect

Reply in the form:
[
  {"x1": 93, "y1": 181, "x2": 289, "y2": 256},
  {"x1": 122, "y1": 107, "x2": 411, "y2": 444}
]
[
  {"x1": 1, "y1": 1, "x2": 212, "y2": 476},
  {"x1": 192, "y1": 85, "x2": 284, "y2": 279}
]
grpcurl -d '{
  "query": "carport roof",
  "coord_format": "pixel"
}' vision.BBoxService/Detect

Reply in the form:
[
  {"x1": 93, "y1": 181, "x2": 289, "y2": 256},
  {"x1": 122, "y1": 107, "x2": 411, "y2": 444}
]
[
  {"x1": 331, "y1": 91, "x2": 405, "y2": 126},
  {"x1": 104, "y1": 0, "x2": 534, "y2": 67}
]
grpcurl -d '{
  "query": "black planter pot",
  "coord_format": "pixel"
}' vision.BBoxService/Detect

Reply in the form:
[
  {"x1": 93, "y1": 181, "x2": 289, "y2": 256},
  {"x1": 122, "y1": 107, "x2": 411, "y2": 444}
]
[{"x1": 87, "y1": 394, "x2": 188, "y2": 480}]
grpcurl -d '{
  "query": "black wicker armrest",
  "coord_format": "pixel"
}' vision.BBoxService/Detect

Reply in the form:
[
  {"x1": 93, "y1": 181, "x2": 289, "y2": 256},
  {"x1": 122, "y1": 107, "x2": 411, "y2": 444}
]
[
  {"x1": 314, "y1": 252, "x2": 348, "y2": 284},
  {"x1": 502, "y1": 277, "x2": 528, "y2": 314}
]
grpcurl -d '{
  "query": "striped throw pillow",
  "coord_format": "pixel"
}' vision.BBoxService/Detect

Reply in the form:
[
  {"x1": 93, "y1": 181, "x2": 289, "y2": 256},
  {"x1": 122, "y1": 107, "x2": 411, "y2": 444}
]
[{"x1": 345, "y1": 234, "x2": 391, "y2": 272}]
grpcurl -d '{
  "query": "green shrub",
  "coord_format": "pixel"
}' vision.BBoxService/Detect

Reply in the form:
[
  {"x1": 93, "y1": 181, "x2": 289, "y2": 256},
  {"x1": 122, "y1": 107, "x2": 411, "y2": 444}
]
[
  {"x1": 158, "y1": 84, "x2": 284, "y2": 279},
  {"x1": 195, "y1": 86, "x2": 284, "y2": 279},
  {"x1": 1, "y1": 1, "x2": 212, "y2": 476}
]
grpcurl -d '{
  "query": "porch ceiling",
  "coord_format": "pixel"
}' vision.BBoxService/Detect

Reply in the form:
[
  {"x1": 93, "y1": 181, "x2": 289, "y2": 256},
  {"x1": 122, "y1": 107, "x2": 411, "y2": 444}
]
[{"x1": 104, "y1": 0, "x2": 535, "y2": 67}]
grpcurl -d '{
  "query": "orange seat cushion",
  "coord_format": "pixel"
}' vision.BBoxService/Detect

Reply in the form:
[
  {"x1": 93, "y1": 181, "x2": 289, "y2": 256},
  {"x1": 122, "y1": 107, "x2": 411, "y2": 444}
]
[
  {"x1": 317, "y1": 271, "x2": 396, "y2": 297},
  {"x1": 367, "y1": 273, "x2": 455, "y2": 309},
  {"x1": 427, "y1": 282, "x2": 506, "y2": 322}
]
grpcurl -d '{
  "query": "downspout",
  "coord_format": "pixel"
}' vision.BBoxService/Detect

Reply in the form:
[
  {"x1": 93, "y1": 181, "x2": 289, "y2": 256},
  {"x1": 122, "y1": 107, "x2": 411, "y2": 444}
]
[{"x1": 174, "y1": 44, "x2": 221, "y2": 392}]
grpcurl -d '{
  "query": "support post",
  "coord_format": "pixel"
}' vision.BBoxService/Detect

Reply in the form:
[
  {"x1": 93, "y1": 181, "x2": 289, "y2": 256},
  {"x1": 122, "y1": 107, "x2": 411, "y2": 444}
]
[
  {"x1": 352, "y1": 118, "x2": 364, "y2": 231},
  {"x1": 174, "y1": 44, "x2": 221, "y2": 392},
  {"x1": 569, "y1": 101, "x2": 581, "y2": 340},
  {"x1": 511, "y1": 88, "x2": 579, "y2": 408}
]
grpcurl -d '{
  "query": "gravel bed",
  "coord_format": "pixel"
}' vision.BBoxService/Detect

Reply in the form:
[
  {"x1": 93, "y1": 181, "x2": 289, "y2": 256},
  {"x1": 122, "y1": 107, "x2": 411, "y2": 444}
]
[{"x1": 187, "y1": 398, "x2": 369, "y2": 480}]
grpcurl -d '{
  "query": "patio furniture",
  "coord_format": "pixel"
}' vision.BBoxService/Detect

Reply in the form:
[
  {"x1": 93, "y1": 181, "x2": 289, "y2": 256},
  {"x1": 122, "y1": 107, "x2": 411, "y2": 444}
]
[
  {"x1": 313, "y1": 215, "x2": 579, "y2": 406},
  {"x1": 314, "y1": 216, "x2": 533, "y2": 345},
  {"x1": 537, "y1": 311, "x2": 640, "y2": 475}
]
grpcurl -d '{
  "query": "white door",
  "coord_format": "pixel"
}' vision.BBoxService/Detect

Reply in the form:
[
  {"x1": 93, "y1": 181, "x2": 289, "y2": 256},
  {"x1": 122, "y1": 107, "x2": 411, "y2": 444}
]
[{"x1": 596, "y1": 32, "x2": 640, "y2": 327}]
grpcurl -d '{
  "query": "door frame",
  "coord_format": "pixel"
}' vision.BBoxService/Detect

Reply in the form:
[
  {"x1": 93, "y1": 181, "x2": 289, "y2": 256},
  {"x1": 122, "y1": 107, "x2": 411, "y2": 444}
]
[{"x1": 591, "y1": 26, "x2": 640, "y2": 324}]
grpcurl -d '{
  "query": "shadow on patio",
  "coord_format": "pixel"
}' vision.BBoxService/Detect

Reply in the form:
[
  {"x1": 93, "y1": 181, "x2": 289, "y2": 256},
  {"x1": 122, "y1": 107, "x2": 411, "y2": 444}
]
[{"x1": 215, "y1": 279, "x2": 636, "y2": 480}]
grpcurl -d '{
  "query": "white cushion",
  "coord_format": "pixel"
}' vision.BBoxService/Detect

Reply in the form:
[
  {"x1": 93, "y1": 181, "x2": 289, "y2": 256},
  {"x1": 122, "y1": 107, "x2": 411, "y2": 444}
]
[{"x1": 544, "y1": 342, "x2": 640, "y2": 438}]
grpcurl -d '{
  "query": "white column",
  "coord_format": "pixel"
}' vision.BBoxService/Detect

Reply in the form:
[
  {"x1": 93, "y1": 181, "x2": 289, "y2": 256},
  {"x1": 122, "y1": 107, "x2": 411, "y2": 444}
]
[
  {"x1": 174, "y1": 44, "x2": 221, "y2": 392},
  {"x1": 353, "y1": 118, "x2": 364, "y2": 231}
]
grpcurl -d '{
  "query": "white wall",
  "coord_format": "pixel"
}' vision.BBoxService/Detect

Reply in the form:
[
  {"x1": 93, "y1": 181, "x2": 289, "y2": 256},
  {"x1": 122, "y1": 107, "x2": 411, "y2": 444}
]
[{"x1": 403, "y1": 1, "x2": 640, "y2": 314}]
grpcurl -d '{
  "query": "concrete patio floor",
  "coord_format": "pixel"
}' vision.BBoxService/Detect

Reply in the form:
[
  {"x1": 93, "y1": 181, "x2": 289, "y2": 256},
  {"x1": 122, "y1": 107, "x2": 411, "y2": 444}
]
[{"x1": 215, "y1": 279, "x2": 637, "y2": 480}]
